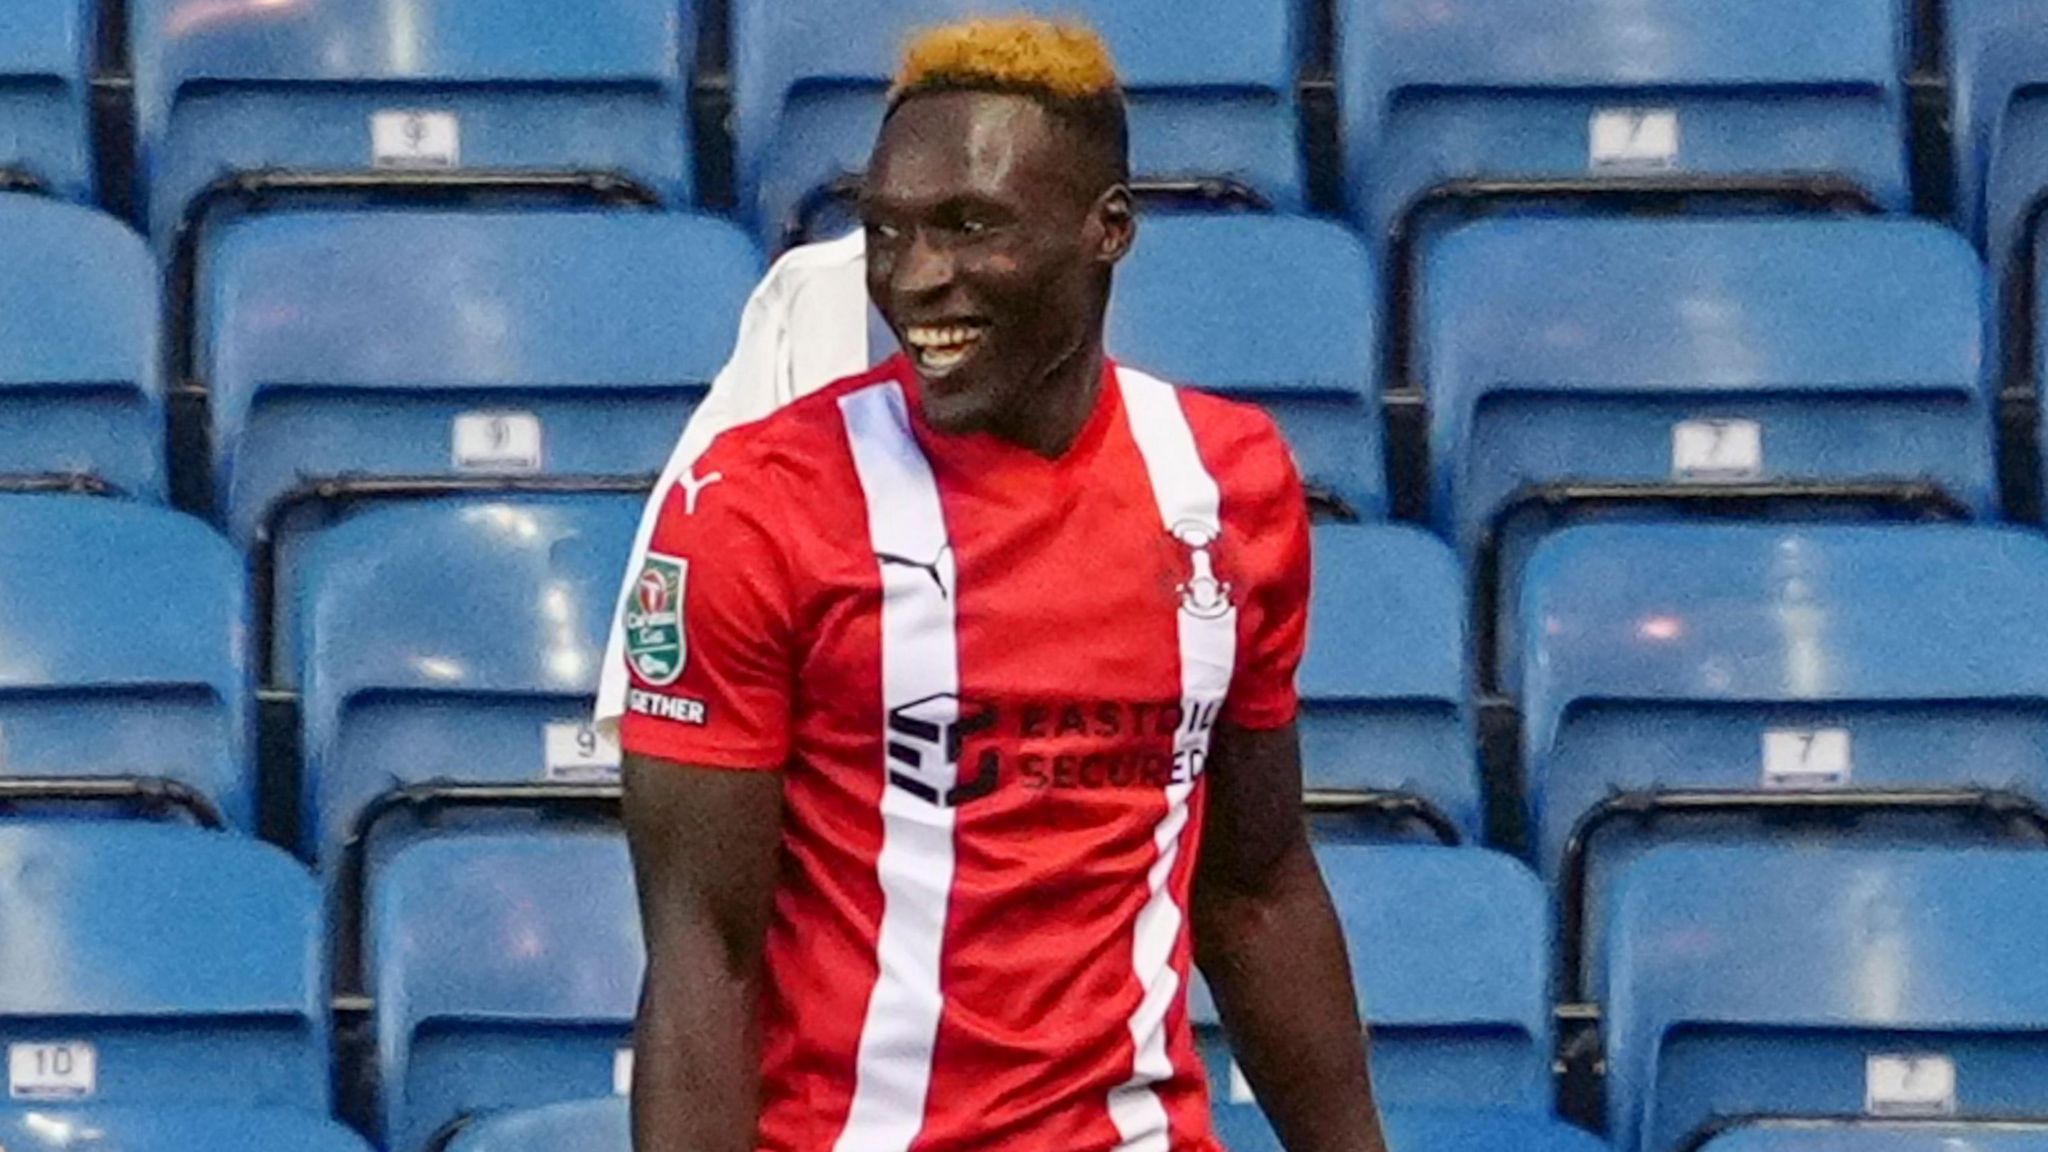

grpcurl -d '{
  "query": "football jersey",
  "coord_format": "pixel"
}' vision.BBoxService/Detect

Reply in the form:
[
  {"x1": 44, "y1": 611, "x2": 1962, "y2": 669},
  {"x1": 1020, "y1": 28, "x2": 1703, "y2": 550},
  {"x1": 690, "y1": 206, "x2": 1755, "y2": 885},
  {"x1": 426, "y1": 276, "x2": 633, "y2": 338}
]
[{"x1": 618, "y1": 354, "x2": 1310, "y2": 1152}]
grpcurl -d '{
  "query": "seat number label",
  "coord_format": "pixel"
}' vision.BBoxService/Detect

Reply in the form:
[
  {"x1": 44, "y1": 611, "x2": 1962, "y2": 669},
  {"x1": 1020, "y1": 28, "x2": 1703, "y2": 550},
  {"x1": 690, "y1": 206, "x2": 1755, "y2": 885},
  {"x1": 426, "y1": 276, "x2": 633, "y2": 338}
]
[
  {"x1": 9, "y1": 1042, "x2": 96, "y2": 1100},
  {"x1": 372, "y1": 110, "x2": 461, "y2": 170}
]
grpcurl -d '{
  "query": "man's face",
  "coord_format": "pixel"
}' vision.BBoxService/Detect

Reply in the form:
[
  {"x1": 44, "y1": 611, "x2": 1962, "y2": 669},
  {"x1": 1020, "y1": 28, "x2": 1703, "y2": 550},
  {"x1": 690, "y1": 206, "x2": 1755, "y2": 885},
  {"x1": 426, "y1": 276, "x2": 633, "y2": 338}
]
[{"x1": 862, "y1": 89, "x2": 1130, "y2": 435}]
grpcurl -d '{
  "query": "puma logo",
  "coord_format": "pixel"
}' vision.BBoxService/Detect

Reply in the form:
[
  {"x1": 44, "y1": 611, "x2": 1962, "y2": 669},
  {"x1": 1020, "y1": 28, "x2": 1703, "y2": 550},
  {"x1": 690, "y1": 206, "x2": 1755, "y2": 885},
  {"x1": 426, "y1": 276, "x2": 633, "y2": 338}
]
[
  {"x1": 877, "y1": 544, "x2": 955, "y2": 601},
  {"x1": 678, "y1": 467, "x2": 724, "y2": 515}
]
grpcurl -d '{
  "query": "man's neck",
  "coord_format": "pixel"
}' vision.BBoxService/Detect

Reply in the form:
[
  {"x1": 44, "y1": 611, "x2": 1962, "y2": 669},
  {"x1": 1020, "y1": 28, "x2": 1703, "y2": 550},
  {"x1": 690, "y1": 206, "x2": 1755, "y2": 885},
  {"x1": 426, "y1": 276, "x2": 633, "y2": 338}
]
[{"x1": 989, "y1": 336, "x2": 1106, "y2": 460}]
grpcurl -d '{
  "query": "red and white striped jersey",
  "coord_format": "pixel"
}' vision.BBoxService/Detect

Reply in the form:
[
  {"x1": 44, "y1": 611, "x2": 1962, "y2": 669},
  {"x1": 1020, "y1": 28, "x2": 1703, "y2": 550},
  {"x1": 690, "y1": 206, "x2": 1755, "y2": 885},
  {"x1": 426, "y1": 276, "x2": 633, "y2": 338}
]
[{"x1": 619, "y1": 355, "x2": 1310, "y2": 1152}]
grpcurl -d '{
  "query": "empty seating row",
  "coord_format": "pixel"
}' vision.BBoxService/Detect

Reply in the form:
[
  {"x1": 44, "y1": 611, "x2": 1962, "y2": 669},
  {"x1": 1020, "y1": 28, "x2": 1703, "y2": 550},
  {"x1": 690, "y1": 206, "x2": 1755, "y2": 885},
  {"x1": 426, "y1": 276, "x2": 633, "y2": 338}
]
[{"x1": 9, "y1": 0, "x2": 2040, "y2": 250}]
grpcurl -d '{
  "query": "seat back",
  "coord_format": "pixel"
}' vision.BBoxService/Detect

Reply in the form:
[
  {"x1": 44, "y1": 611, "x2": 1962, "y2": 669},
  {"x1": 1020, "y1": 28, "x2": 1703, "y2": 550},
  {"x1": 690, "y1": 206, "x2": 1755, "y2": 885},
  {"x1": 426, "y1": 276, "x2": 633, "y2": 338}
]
[
  {"x1": 1191, "y1": 845, "x2": 1552, "y2": 1148},
  {"x1": 1339, "y1": 0, "x2": 1911, "y2": 243},
  {"x1": 0, "y1": 0, "x2": 93, "y2": 202},
  {"x1": 297, "y1": 497, "x2": 640, "y2": 863},
  {"x1": 130, "y1": 0, "x2": 692, "y2": 241},
  {"x1": 1704, "y1": 1123, "x2": 2048, "y2": 1151},
  {"x1": 443, "y1": 1097, "x2": 630, "y2": 1152},
  {"x1": 1296, "y1": 526, "x2": 1475, "y2": 841},
  {"x1": 1520, "y1": 523, "x2": 2048, "y2": 922},
  {"x1": 202, "y1": 211, "x2": 753, "y2": 677},
  {"x1": 371, "y1": 830, "x2": 641, "y2": 1152},
  {"x1": 0, "y1": 195, "x2": 166, "y2": 501},
  {"x1": 0, "y1": 1107, "x2": 375, "y2": 1151},
  {"x1": 1604, "y1": 845, "x2": 2048, "y2": 1152},
  {"x1": 1110, "y1": 215, "x2": 1384, "y2": 520},
  {"x1": 731, "y1": 0, "x2": 1304, "y2": 240},
  {"x1": 1949, "y1": 0, "x2": 2048, "y2": 273},
  {"x1": 0, "y1": 824, "x2": 325, "y2": 1111},
  {"x1": 0, "y1": 496, "x2": 253, "y2": 830}
]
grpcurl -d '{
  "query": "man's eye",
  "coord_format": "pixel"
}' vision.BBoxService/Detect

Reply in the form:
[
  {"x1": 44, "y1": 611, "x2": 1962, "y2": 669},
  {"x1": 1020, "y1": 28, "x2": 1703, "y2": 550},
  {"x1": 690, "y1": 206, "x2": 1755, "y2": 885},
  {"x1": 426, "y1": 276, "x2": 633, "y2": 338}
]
[
  {"x1": 869, "y1": 222, "x2": 902, "y2": 242},
  {"x1": 958, "y1": 218, "x2": 991, "y2": 236}
]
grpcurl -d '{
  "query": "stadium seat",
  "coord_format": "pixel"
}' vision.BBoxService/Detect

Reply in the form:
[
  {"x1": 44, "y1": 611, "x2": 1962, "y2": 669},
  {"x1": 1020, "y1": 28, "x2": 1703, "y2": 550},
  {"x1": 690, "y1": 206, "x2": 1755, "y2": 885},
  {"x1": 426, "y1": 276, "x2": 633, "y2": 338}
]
[
  {"x1": 0, "y1": 1106, "x2": 374, "y2": 1151},
  {"x1": 0, "y1": 824, "x2": 325, "y2": 1112},
  {"x1": 0, "y1": 195, "x2": 166, "y2": 501},
  {"x1": 1701, "y1": 1123, "x2": 2048, "y2": 1151},
  {"x1": 369, "y1": 830, "x2": 641, "y2": 1152},
  {"x1": 1191, "y1": 845, "x2": 1553, "y2": 1145},
  {"x1": 1110, "y1": 215, "x2": 1385, "y2": 520},
  {"x1": 1337, "y1": 0, "x2": 1912, "y2": 248},
  {"x1": 1602, "y1": 845, "x2": 2048, "y2": 1152},
  {"x1": 1519, "y1": 523, "x2": 2048, "y2": 976},
  {"x1": 0, "y1": 495, "x2": 253, "y2": 830},
  {"x1": 442, "y1": 1098, "x2": 629, "y2": 1152},
  {"x1": 1293, "y1": 526, "x2": 1476, "y2": 842},
  {"x1": 129, "y1": 0, "x2": 692, "y2": 243},
  {"x1": 1424, "y1": 216, "x2": 1992, "y2": 661},
  {"x1": 201, "y1": 211, "x2": 755, "y2": 674},
  {"x1": 296, "y1": 497, "x2": 639, "y2": 864},
  {"x1": 0, "y1": 0, "x2": 93, "y2": 203},
  {"x1": 1949, "y1": 0, "x2": 2048, "y2": 286},
  {"x1": 731, "y1": 0, "x2": 1305, "y2": 241}
]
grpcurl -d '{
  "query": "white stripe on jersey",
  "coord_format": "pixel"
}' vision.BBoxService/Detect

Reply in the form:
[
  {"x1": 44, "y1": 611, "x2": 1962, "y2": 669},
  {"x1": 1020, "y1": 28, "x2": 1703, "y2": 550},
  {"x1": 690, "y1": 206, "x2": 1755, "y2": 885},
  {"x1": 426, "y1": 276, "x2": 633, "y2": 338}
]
[
  {"x1": 833, "y1": 380, "x2": 959, "y2": 1152},
  {"x1": 1108, "y1": 368, "x2": 1239, "y2": 1152}
]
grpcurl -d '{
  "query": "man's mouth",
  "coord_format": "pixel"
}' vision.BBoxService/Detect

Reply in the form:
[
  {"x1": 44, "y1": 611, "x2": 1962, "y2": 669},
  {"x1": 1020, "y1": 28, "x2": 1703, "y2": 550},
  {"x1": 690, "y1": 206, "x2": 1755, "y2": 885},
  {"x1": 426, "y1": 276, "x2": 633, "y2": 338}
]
[{"x1": 903, "y1": 322, "x2": 989, "y2": 379}]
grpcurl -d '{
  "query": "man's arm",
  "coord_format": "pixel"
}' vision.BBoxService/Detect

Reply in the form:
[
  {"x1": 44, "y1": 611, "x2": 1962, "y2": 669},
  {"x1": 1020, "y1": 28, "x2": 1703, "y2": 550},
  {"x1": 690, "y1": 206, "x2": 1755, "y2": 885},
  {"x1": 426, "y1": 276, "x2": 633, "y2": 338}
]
[
  {"x1": 1192, "y1": 719, "x2": 1388, "y2": 1152},
  {"x1": 624, "y1": 753, "x2": 785, "y2": 1152}
]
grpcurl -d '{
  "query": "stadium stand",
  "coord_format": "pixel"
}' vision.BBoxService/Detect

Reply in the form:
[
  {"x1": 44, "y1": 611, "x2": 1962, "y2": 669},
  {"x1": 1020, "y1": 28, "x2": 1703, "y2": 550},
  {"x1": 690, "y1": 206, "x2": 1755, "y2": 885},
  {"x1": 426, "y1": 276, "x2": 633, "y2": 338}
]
[
  {"x1": 0, "y1": 194, "x2": 165, "y2": 501},
  {"x1": 0, "y1": 824, "x2": 326, "y2": 1112},
  {"x1": 129, "y1": 0, "x2": 693, "y2": 244},
  {"x1": 1702, "y1": 1124, "x2": 2048, "y2": 1151},
  {"x1": 0, "y1": 0, "x2": 92, "y2": 204},
  {"x1": 1109, "y1": 214, "x2": 1385, "y2": 520},
  {"x1": 730, "y1": 0, "x2": 1305, "y2": 243},
  {"x1": 1338, "y1": 0, "x2": 1915, "y2": 248},
  {"x1": 296, "y1": 497, "x2": 638, "y2": 865},
  {"x1": 0, "y1": 1107, "x2": 376, "y2": 1152},
  {"x1": 0, "y1": 495, "x2": 253, "y2": 831},
  {"x1": 1519, "y1": 523, "x2": 2048, "y2": 986},
  {"x1": 1191, "y1": 844, "x2": 1556, "y2": 1144},
  {"x1": 368, "y1": 830, "x2": 640, "y2": 1152},
  {"x1": 1424, "y1": 216, "x2": 1993, "y2": 676},
  {"x1": 199, "y1": 210, "x2": 755, "y2": 677},
  {"x1": 1292, "y1": 525, "x2": 1476, "y2": 843},
  {"x1": 1602, "y1": 845, "x2": 2048, "y2": 1152}
]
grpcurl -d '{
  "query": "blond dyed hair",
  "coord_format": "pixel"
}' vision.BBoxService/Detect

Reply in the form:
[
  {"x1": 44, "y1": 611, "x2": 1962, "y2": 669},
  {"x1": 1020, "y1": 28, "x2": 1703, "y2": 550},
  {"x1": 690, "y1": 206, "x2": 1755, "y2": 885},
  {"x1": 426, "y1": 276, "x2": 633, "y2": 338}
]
[{"x1": 891, "y1": 16, "x2": 1122, "y2": 106}]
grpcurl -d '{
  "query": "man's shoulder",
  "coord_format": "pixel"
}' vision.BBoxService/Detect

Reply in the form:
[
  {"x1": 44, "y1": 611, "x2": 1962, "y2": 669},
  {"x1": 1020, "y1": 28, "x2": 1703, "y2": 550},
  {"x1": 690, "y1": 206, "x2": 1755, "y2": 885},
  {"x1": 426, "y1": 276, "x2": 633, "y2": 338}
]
[
  {"x1": 696, "y1": 360, "x2": 902, "y2": 476},
  {"x1": 1116, "y1": 363, "x2": 1295, "y2": 488}
]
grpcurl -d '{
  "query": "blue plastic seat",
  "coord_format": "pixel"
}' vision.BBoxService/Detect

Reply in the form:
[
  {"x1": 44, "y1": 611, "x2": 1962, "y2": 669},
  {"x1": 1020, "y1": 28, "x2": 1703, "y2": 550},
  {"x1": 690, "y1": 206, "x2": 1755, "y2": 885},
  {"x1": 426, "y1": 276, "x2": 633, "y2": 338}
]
[
  {"x1": 0, "y1": 0, "x2": 93, "y2": 203},
  {"x1": 1192, "y1": 845, "x2": 1552, "y2": 1148},
  {"x1": 0, "y1": 824, "x2": 325, "y2": 1112},
  {"x1": 296, "y1": 497, "x2": 639, "y2": 864},
  {"x1": 443, "y1": 1098, "x2": 630, "y2": 1152},
  {"x1": 0, "y1": 195, "x2": 165, "y2": 501},
  {"x1": 1110, "y1": 215, "x2": 1384, "y2": 520},
  {"x1": 130, "y1": 0, "x2": 692, "y2": 243},
  {"x1": 1703, "y1": 1124, "x2": 2048, "y2": 1151},
  {"x1": 1520, "y1": 523, "x2": 2048, "y2": 965},
  {"x1": 731, "y1": 0, "x2": 1305, "y2": 241},
  {"x1": 370, "y1": 830, "x2": 641, "y2": 1152},
  {"x1": 0, "y1": 495, "x2": 253, "y2": 830},
  {"x1": 1603, "y1": 845, "x2": 2048, "y2": 1152},
  {"x1": 1293, "y1": 526, "x2": 1475, "y2": 842},
  {"x1": 1950, "y1": 0, "x2": 2048, "y2": 283},
  {"x1": 0, "y1": 1107, "x2": 373, "y2": 1151},
  {"x1": 201, "y1": 211, "x2": 755, "y2": 673},
  {"x1": 1425, "y1": 217, "x2": 1993, "y2": 662},
  {"x1": 1338, "y1": 0, "x2": 1912, "y2": 247}
]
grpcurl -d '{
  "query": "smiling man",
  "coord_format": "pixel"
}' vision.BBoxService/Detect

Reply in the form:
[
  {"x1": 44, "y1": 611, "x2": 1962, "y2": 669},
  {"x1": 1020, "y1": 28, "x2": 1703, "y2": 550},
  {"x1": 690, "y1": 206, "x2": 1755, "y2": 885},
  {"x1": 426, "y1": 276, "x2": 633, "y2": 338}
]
[{"x1": 619, "y1": 17, "x2": 1387, "y2": 1152}]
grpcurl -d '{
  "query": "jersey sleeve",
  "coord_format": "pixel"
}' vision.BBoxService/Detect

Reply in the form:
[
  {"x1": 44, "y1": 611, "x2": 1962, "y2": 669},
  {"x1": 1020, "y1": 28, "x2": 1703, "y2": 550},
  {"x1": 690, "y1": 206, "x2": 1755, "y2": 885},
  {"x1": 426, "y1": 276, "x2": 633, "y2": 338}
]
[
  {"x1": 617, "y1": 436, "x2": 799, "y2": 771},
  {"x1": 1221, "y1": 416, "x2": 1312, "y2": 731}
]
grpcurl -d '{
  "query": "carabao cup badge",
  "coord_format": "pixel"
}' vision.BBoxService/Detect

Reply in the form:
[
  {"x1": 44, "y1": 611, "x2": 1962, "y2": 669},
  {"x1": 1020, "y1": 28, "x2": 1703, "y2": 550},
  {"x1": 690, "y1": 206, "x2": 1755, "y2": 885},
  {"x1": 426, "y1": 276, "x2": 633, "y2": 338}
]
[{"x1": 625, "y1": 552, "x2": 689, "y2": 686}]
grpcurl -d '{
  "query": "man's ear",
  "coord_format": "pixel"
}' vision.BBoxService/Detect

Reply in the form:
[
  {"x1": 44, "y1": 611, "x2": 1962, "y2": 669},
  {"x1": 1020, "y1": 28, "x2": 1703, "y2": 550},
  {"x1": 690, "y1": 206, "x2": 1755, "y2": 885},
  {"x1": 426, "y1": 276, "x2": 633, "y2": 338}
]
[{"x1": 1093, "y1": 185, "x2": 1136, "y2": 266}]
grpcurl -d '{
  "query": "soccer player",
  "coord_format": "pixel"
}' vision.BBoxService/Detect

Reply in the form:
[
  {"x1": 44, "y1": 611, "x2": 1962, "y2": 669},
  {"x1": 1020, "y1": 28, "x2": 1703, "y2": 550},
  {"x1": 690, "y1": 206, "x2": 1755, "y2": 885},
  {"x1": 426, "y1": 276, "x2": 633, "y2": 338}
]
[{"x1": 619, "y1": 17, "x2": 1388, "y2": 1152}]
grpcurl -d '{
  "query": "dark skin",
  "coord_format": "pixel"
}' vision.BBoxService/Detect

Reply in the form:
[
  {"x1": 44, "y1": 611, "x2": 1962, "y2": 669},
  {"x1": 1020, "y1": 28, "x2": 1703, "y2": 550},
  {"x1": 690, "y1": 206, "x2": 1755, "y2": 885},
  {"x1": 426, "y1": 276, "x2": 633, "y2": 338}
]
[{"x1": 625, "y1": 87, "x2": 1387, "y2": 1152}]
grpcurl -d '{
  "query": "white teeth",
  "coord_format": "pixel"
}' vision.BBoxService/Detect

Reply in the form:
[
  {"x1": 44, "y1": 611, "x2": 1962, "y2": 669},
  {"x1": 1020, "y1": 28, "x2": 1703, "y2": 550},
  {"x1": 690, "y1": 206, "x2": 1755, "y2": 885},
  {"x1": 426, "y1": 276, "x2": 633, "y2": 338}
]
[{"x1": 905, "y1": 325, "x2": 983, "y2": 350}]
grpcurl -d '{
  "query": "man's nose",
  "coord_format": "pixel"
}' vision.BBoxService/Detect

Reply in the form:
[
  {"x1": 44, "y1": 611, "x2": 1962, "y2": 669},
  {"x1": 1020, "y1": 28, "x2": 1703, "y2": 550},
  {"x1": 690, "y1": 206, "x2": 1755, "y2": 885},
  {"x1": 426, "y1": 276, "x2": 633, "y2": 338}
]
[{"x1": 892, "y1": 231, "x2": 954, "y2": 300}]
